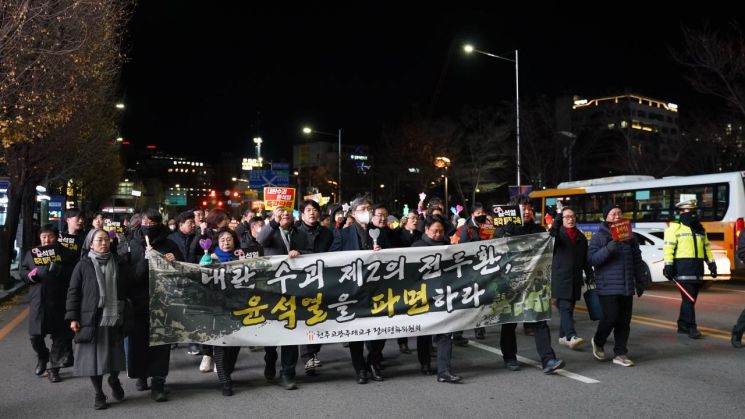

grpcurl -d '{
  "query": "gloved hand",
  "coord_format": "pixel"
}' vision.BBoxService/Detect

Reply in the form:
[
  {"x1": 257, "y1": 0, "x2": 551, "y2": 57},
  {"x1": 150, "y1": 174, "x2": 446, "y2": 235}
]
[
  {"x1": 663, "y1": 264, "x2": 675, "y2": 280},
  {"x1": 27, "y1": 267, "x2": 38, "y2": 283},
  {"x1": 707, "y1": 261, "x2": 717, "y2": 278},
  {"x1": 635, "y1": 282, "x2": 645, "y2": 297},
  {"x1": 606, "y1": 240, "x2": 620, "y2": 253}
]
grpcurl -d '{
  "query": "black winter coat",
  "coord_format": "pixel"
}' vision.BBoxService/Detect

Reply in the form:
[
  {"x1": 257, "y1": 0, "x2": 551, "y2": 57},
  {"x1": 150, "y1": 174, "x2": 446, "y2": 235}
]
[
  {"x1": 65, "y1": 256, "x2": 127, "y2": 343},
  {"x1": 168, "y1": 230, "x2": 200, "y2": 263},
  {"x1": 549, "y1": 224, "x2": 594, "y2": 301},
  {"x1": 20, "y1": 244, "x2": 78, "y2": 335},
  {"x1": 494, "y1": 220, "x2": 545, "y2": 238},
  {"x1": 291, "y1": 221, "x2": 333, "y2": 254},
  {"x1": 124, "y1": 226, "x2": 183, "y2": 315}
]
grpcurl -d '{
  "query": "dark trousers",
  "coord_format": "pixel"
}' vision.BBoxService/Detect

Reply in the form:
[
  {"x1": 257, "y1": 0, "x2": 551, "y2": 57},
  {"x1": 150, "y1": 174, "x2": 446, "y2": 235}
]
[
  {"x1": 301, "y1": 344, "x2": 321, "y2": 360},
  {"x1": 365, "y1": 339, "x2": 386, "y2": 366},
  {"x1": 30, "y1": 333, "x2": 69, "y2": 369},
  {"x1": 264, "y1": 346, "x2": 298, "y2": 377},
  {"x1": 501, "y1": 321, "x2": 555, "y2": 367},
  {"x1": 214, "y1": 346, "x2": 240, "y2": 384},
  {"x1": 557, "y1": 299, "x2": 577, "y2": 339},
  {"x1": 434, "y1": 334, "x2": 453, "y2": 374},
  {"x1": 416, "y1": 335, "x2": 432, "y2": 366},
  {"x1": 594, "y1": 295, "x2": 633, "y2": 356},
  {"x1": 128, "y1": 314, "x2": 171, "y2": 379},
  {"x1": 677, "y1": 281, "x2": 703, "y2": 331},
  {"x1": 733, "y1": 308, "x2": 745, "y2": 335},
  {"x1": 349, "y1": 341, "x2": 369, "y2": 373}
]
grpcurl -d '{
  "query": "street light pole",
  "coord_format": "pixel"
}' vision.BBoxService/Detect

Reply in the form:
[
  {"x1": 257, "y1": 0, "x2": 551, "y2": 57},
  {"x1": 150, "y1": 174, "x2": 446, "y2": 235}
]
[
  {"x1": 558, "y1": 131, "x2": 577, "y2": 181},
  {"x1": 464, "y1": 45, "x2": 520, "y2": 186},
  {"x1": 303, "y1": 126, "x2": 342, "y2": 203}
]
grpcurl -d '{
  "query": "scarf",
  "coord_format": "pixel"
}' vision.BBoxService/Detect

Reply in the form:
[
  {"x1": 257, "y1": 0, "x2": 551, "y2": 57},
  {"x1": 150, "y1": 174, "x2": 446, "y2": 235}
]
[
  {"x1": 565, "y1": 227, "x2": 578, "y2": 244},
  {"x1": 88, "y1": 250, "x2": 119, "y2": 327},
  {"x1": 213, "y1": 247, "x2": 235, "y2": 262}
]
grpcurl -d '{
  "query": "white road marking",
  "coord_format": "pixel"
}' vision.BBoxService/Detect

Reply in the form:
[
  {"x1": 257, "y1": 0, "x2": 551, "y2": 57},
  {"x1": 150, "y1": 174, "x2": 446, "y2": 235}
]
[
  {"x1": 467, "y1": 340, "x2": 600, "y2": 384},
  {"x1": 640, "y1": 293, "x2": 681, "y2": 301}
]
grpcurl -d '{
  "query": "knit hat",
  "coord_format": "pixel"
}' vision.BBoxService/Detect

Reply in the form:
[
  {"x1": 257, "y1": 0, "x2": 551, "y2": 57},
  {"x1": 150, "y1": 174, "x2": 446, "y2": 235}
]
[{"x1": 602, "y1": 203, "x2": 622, "y2": 220}]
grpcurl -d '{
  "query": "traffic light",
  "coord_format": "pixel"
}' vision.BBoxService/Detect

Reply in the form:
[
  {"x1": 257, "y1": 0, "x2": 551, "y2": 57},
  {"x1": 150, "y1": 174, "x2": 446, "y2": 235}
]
[
  {"x1": 218, "y1": 201, "x2": 223, "y2": 207},
  {"x1": 202, "y1": 201, "x2": 207, "y2": 206}
]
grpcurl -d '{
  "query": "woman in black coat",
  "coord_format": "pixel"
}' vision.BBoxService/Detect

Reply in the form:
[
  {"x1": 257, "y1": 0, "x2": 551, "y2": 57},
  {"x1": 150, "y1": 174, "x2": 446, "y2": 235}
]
[
  {"x1": 549, "y1": 207, "x2": 594, "y2": 350},
  {"x1": 66, "y1": 229, "x2": 127, "y2": 410}
]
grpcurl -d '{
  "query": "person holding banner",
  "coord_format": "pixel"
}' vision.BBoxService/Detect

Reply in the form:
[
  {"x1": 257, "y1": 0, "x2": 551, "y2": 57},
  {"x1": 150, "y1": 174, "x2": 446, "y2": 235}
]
[
  {"x1": 663, "y1": 199, "x2": 716, "y2": 340},
  {"x1": 66, "y1": 229, "x2": 128, "y2": 410},
  {"x1": 411, "y1": 214, "x2": 462, "y2": 383},
  {"x1": 549, "y1": 206, "x2": 594, "y2": 350},
  {"x1": 588, "y1": 204, "x2": 645, "y2": 367},
  {"x1": 257, "y1": 207, "x2": 301, "y2": 390},
  {"x1": 494, "y1": 196, "x2": 565, "y2": 374},
  {"x1": 458, "y1": 202, "x2": 490, "y2": 340},
  {"x1": 330, "y1": 197, "x2": 387, "y2": 383},
  {"x1": 291, "y1": 200, "x2": 334, "y2": 376},
  {"x1": 20, "y1": 224, "x2": 78, "y2": 382},
  {"x1": 124, "y1": 209, "x2": 182, "y2": 401}
]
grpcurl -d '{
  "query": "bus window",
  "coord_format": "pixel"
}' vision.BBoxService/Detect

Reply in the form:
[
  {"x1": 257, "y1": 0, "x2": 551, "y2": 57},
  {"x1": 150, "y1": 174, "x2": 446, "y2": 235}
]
[
  {"x1": 581, "y1": 193, "x2": 604, "y2": 223},
  {"x1": 637, "y1": 188, "x2": 673, "y2": 222},
  {"x1": 611, "y1": 191, "x2": 635, "y2": 220},
  {"x1": 715, "y1": 183, "x2": 729, "y2": 220},
  {"x1": 674, "y1": 184, "x2": 719, "y2": 221}
]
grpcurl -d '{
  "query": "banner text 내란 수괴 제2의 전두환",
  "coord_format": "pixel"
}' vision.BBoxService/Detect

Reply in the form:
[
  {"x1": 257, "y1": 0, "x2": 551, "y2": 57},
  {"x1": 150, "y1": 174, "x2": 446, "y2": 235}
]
[{"x1": 148, "y1": 233, "x2": 554, "y2": 346}]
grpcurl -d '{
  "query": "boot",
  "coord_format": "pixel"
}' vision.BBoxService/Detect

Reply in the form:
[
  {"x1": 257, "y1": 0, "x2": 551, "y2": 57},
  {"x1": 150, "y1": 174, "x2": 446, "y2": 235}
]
[
  {"x1": 35, "y1": 357, "x2": 48, "y2": 376},
  {"x1": 47, "y1": 368, "x2": 61, "y2": 383},
  {"x1": 94, "y1": 394, "x2": 108, "y2": 410},
  {"x1": 221, "y1": 380, "x2": 233, "y2": 397},
  {"x1": 732, "y1": 331, "x2": 743, "y2": 348},
  {"x1": 108, "y1": 376, "x2": 124, "y2": 401},
  {"x1": 150, "y1": 377, "x2": 167, "y2": 402},
  {"x1": 135, "y1": 377, "x2": 150, "y2": 391}
]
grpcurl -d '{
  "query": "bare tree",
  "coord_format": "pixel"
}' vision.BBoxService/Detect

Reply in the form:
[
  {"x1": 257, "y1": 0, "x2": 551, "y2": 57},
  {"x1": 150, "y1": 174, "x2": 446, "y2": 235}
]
[{"x1": 0, "y1": 0, "x2": 130, "y2": 286}]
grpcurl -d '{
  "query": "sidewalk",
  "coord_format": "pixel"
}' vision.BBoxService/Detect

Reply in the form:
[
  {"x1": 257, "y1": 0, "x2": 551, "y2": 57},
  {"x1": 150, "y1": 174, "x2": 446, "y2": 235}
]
[{"x1": 0, "y1": 269, "x2": 25, "y2": 304}]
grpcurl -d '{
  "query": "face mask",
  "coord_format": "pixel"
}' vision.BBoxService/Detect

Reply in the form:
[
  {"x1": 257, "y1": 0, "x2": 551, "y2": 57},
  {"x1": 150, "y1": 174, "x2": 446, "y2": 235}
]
[
  {"x1": 474, "y1": 215, "x2": 487, "y2": 224},
  {"x1": 355, "y1": 210, "x2": 371, "y2": 225},
  {"x1": 140, "y1": 225, "x2": 159, "y2": 237},
  {"x1": 680, "y1": 212, "x2": 697, "y2": 224},
  {"x1": 169, "y1": 225, "x2": 176, "y2": 231}
]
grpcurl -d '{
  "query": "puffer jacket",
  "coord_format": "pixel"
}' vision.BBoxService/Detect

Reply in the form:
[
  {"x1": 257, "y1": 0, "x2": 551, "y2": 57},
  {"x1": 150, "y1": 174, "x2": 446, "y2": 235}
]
[{"x1": 587, "y1": 222, "x2": 644, "y2": 296}]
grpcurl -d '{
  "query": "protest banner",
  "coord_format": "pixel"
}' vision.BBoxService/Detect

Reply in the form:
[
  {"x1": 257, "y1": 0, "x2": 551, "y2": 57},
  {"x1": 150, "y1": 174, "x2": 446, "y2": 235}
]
[
  {"x1": 149, "y1": 233, "x2": 553, "y2": 346},
  {"x1": 610, "y1": 220, "x2": 633, "y2": 241}
]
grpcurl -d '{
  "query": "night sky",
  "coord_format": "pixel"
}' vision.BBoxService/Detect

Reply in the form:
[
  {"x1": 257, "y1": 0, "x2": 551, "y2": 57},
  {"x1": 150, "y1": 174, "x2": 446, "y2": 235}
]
[{"x1": 119, "y1": 3, "x2": 743, "y2": 165}]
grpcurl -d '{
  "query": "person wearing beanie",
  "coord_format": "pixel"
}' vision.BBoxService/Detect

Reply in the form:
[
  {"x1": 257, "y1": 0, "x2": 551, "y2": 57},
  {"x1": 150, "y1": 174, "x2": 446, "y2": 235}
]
[{"x1": 588, "y1": 204, "x2": 645, "y2": 367}]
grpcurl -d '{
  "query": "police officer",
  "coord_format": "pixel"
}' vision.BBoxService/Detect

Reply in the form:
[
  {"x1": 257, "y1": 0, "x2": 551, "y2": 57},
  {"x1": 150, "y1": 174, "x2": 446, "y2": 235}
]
[{"x1": 663, "y1": 199, "x2": 716, "y2": 339}]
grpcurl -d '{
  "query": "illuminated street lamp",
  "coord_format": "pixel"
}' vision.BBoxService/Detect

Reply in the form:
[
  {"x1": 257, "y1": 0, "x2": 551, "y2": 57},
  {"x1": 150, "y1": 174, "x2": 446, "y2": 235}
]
[
  {"x1": 464, "y1": 44, "x2": 521, "y2": 187},
  {"x1": 253, "y1": 137, "x2": 263, "y2": 161},
  {"x1": 303, "y1": 126, "x2": 342, "y2": 202},
  {"x1": 434, "y1": 156, "x2": 452, "y2": 211},
  {"x1": 115, "y1": 103, "x2": 125, "y2": 110}
]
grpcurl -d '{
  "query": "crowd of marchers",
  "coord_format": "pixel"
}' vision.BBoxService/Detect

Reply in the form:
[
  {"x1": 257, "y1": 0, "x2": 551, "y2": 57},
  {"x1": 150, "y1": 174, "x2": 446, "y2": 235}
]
[{"x1": 19, "y1": 195, "x2": 745, "y2": 410}]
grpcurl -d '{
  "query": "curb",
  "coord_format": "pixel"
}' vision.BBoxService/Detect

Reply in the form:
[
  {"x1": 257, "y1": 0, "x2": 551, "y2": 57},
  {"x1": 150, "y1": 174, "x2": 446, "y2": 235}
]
[{"x1": 0, "y1": 271, "x2": 26, "y2": 304}]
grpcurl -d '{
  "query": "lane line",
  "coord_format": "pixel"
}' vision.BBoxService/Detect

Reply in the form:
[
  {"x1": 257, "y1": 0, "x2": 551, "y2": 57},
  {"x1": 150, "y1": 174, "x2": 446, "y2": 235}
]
[
  {"x1": 467, "y1": 340, "x2": 600, "y2": 384},
  {"x1": 575, "y1": 306, "x2": 731, "y2": 340},
  {"x1": 0, "y1": 307, "x2": 28, "y2": 341}
]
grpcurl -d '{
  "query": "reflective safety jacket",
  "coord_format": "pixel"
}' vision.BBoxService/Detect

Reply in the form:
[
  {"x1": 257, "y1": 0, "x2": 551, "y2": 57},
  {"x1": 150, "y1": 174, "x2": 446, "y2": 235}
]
[{"x1": 663, "y1": 221, "x2": 713, "y2": 281}]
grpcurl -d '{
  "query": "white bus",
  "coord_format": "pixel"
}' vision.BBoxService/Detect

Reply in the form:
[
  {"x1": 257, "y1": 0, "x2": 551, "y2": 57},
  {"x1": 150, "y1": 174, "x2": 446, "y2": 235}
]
[{"x1": 529, "y1": 171, "x2": 745, "y2": 274}]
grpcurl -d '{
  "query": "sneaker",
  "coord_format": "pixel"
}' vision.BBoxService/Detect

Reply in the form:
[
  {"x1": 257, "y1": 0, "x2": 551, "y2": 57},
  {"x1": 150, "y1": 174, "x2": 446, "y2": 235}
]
[
  {"x1": 612, "y1": 355, "x2": 635, "y2": 367},
  {"x1": 279, "y1": 375, "x2": 297, "y2": 390},
  {"x1": 542, "y1": 358, "x2": 565, "y2": 374},
  {"x1": 304, "y1": 357, "x2": 317, "y2": 375},
  {"x1": 437, "y1": 372, "x2": 462, "y2": 383},
  {"x1": 504, "y1": 360, "x2": 521, "y2": 371},
  {"x1": 558, "y1": 337, "x2": 569, "y2": 347},
  {"x1": 591, "y1": 338, "x2": 605, "y2": 361},
  {"x1": 187, "y1": 344, "x2": 201, "y2": 356},
  {"x1": 199, "y1": 355, "x2": 214, "y2": 373},
  {"x1": 312, "y1": 355, "x2": 322, "y2": 367},
  {"x1": 568, "y1": 336, "x2": 586, "y2": 350}
]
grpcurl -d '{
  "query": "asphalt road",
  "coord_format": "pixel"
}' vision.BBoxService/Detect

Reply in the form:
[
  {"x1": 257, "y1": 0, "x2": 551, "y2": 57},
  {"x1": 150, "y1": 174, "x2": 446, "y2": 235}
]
[{"x1": 1, "y1": 282, "x2": 743, "y2": 418}]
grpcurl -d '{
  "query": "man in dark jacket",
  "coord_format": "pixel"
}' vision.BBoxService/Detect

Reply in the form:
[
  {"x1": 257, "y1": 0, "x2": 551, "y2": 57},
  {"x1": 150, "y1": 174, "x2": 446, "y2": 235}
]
[
  {"x1": 237, "y1": 216, "x2": 264, "y2": 249},
  {"x1": 457, "y1": 202, "x2": 489, "y2": 340},
  {"x1": 549, "y1": 206, "x2": 594, "y2": 350},
  {"x1": 290, "y1": 200, "x2": 333, "y2": 376},
  {"x1": 257, "y1": 207, "x2": 300, "y2": 390},
  {"x1": 124, "y1": 209, "x2": 183, "y2": 401},
  {"x1": 494, "y1": 196, "x2": 565, "y2": 374},
  {"x1": 330, "y1": 197, "x2": 385, "y2": 384},
  {"x1": 20, "y1": 224, "x2": 78, "y2": 382},
  {"x1": 587, "y1": 204, "x2": 645, "y2": 367},
  {"x1": 167, "y1": 211, "x2": 200, "y2": 263}
]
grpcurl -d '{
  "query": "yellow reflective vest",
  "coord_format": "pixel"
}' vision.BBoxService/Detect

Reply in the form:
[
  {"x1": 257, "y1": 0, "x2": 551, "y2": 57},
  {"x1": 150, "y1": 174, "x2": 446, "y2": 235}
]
[{"x1": 663, "y1": 221, "x2": 713, "y2": 280}]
